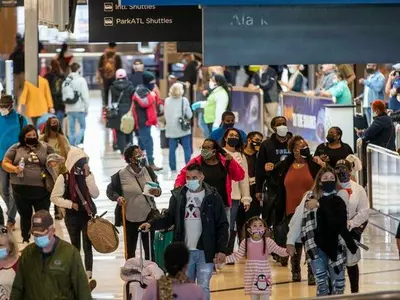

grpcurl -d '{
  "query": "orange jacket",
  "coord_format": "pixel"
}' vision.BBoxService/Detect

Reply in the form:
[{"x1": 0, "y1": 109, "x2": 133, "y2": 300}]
[{"x1": 19, "y1": 76, "x2": 54, "y2": 117}]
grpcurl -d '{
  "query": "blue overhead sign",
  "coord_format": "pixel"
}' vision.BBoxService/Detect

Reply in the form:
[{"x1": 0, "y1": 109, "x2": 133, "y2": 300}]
[{"x1": 120, "y1": 0, "x2": 400, "y2": 5}]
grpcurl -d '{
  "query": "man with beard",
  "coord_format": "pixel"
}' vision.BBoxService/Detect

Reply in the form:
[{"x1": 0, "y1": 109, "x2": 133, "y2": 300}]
[{"x1": 255, "y1": 116, "x2": 292, "y2": 266}]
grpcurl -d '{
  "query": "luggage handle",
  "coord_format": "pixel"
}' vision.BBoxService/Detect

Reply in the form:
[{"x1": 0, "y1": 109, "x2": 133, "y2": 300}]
[{"x1": 138, "y1": 230, "x2": 153, "y2": 285}]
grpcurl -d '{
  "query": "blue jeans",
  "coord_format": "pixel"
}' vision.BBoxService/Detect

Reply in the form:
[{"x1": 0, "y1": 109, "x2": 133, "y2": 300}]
[
  {"x1": 68, "y1": 112, "x2": 86, "y2": 146},
  {"x1": 186, "y1": 250, "x2": 214, "y2": 300},
  {"x1": 138, "y1": 126, "x2": 154, "y2": 165},
  {"x1": 168, "y1": 135, "x2": 192, "y2": 171},
  {"x1": 55, "y1": 110, "x2": 65, "y2": 123},
  {"x1": 0, "y1": 166, "x2": 16, "y2": 225},
  {"x1": 310, "y1": 248, "x2": 346, "y2": 296},
  {"x1": 364, "y1": 107, "x2": 372, "y2": 126}
]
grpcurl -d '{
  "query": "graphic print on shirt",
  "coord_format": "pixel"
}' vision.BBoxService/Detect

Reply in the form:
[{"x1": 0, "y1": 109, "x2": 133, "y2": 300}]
[
  {"x1": 276, "y1": 149, "x2": 290, "y2": 161},
  {"x1": 185, "y1": 194, "x2": 202, "y2": 219},
  {"x1": 0, "y1": 284, "x2": 9, "y2": 299},
  {"x1": 254, "y1": 274, "x2": 271, "y2": 291}
]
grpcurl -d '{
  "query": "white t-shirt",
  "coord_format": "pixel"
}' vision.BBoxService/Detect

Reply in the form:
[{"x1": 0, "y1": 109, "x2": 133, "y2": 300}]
[
  {"x1": 0, "y1": 261, "x2": 18, "y2": 300},
  {"x1": 184, "y1": 189, "x2": 205, "y2": 250},
  {"x1": 363, "y1": 85, "x2": 370, "y2": 108}
]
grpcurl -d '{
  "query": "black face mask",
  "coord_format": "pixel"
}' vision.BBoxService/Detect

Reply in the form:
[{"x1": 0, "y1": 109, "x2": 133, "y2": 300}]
[
  {"x1": 50, "y1": 125, "x2": 59, "y2": 132},
  {"x1": 321, "y1": 181, "x2": 336, "y2": 194},
  {"x1": 326, "y1": 134, "x2": 336, "y2": 144},
  {"x1": 222, "y1": 123, "x2": 234, "y2": 129},
  {"x1": 299, "y1": 147, "x2": 311, "y2": 158},
  {"x1": 25, "y1": 137, "x2": 38, "y2": 146},
  {"x1": 337, "y1": 171, "x2": 350, "y2": 183},
  {"x1": 366, "y1": 68, "x2": 375, "y2": 74},
  {"x1": 227, "y1": 137, "x2": 240, "y2": 147},
  {"x1": 251, "y1": 141, "x2": 261, "y2": 151}
]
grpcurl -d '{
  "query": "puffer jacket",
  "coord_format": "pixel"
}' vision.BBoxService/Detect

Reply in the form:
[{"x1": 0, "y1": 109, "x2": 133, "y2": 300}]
[{"x1": 110, "y1": 79, "x2": 135, "y2": 128}]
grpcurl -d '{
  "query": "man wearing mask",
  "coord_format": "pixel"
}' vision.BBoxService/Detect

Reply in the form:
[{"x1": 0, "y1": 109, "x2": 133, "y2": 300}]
[
  {"x1": 140, "y1": 163, "x2": 229, "y2": 300},
  {"x1": 255, "y1": 116, "x2": 292, "y2": 264},
  {"x1": 357, "y1": 63, "x2": 385, "y2": 126},
  {"x1": 11, "y1": 210, "x2": 93, "y2": 299},
  {"x1": 209, "y1": 111, "x2": 247, "y2": 145},
  {"x1": 0, "y1": 95, "x2": 27, "y2": 230},
  {"x1": 128, "y1": 58, "x2": 145, "y2": 89}
]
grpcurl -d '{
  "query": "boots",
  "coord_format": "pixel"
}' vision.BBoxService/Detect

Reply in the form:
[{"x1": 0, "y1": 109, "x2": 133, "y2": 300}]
[
  {"x1": 291, "y1": 243, "x2": 303, "y2": 282},
  {"x1": 308, "y1": 264, "x2": 316, "y2": 285}
]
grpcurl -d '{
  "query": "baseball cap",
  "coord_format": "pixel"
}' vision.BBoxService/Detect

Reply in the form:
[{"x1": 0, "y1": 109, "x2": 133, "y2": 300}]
[
  {"x1": 335, "y1": 159, "x2": 352, "y2": 171},
  {"x1": 31, "y1": 210, "x2": 54, "y2": 234},
  {"x1": 116, "y1": 69, "x2": 127, "y2": 79}
]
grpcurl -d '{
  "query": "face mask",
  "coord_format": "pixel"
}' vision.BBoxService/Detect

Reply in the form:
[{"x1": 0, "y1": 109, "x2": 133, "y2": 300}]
[
  {"x1": 372, "y1": 111, "x2": 378, "y2": 118},
  {"x1": 186, "y1": 179, "x2": 201, "y2": 191},
  {"x1": 275, "y1": 125, "x2": 288, "y2": 137},
  {"x1": 201, "y1": 149, "x2": 214, "y2": 160},
  {"x1": 181, "y1": 59, "x2": 188, "y2": 65},
  {"x1": 25, "y1": 137, "x2": 38, "y2": 146},
  {"x1": 34, "y1": 234, "x2": 50, "y2": 248},
  {"x1": 209, "y1": 81, "x2": 216, "y2": 89},
  {"x1": 0, "y1": 108, "x2": 10, "y2": 116},
  {"x1": 227, "y1": 137, "x2": 240, "y2": 147},
  {"x1": 366, "y1": 68, "x2": 375, "y2": 74},
  {"x1": 332, "y1": 79, "x2": 338, "y2": 84},
  {"x1": 321, "y1": 181, "x2": 336, "y2": 194},
  {"x1": 337, "y1": 171, "x2": 350, "y2": 183},
  {"x1": 288, "y1": 67, "x2": 297, "y2": 74},
  {"x1": 251, "y1": 141, "x2": 261, "y2": 151},
  {"x1": 299, "y1": 147, "x2": 311, "y2": 158},
  {"x1": 50, "y1": 125, "x2": 59, "y2": 132},
  {"x1": 326, "y1": 134, "x2": 336, "y2": 143},
  {"x1": 251, "y1": 229, "x2": 265, "y2": 237},
  {"x1": 222, "y1": 123, "x2": 234, "y2": 129},
  {"x1": 0, "y1": 248, "x2": 7, "y2": 260}
]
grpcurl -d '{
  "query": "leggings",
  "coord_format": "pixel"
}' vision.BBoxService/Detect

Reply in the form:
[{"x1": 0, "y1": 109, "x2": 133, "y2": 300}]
[
  {"x1": 65, "y1": 210, "x2": 93, "y2": 272},
  {"x1": 347, "y1": 264, "x2": 359, "y2": 293}
]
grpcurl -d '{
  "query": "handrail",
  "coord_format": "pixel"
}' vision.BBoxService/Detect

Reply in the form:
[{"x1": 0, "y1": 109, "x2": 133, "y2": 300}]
[
  {"x1": 301, "y1": 290, "x2": 400, "y2": 299},
  {"x1": 366, "y1": 143, "x2": 399, "y2": 158}
]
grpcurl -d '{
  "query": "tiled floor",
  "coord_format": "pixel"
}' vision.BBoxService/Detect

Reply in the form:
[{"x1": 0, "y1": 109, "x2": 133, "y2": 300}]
[{"x1": 7, "y1": 91, "x2": 400, "y2": 299}]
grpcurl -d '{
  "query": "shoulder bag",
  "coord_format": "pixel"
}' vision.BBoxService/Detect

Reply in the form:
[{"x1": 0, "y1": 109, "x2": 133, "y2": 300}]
[
  {"x1": 106, "y1": 91, "x2": 124, "y2": 129},
  {"x1": 178, "y1": 97, "x2": 191, "y2": 131}
]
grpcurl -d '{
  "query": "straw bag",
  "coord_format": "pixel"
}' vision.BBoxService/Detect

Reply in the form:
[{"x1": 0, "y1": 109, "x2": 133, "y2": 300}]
[{"x1": 87, "y1": 212, "x2": 120, "y2": 254}]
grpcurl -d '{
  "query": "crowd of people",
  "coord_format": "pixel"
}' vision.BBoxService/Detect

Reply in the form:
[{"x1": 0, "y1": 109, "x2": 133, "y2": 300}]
[{"x1": 1, "y1": 39, "x2": 400, "y2": 300}]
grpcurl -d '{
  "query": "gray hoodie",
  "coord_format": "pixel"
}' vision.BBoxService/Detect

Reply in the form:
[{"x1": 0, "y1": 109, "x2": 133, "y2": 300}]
[{"x1": 65, "y1": 72, "x2": 90, "y2": 114}]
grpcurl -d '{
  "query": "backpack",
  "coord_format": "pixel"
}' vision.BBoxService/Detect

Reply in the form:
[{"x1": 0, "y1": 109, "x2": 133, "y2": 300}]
[
  {"x1": 62, "y1": 76, "x2": 80, "y2": 105},
  {"x1": 51, "y1": 75, "x2": 64, "y2": 98},
  {"x1": 132, "y1": 85, "x2": 151, "y2": 108},
  {"x1": 102, "y1": 54, "x2": 116, "y2": 80},
  {"x1": 120, "y1": 105, "x2": 135, "y2": 134}
]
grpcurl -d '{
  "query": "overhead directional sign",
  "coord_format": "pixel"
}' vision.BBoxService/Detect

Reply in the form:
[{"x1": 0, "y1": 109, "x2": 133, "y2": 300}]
[
  {"x1": 203, "y1": 5, "x2": 400, "y2": 65},
  {"x1": 88, "y1": 0, "x2": 202, "y2": 42},
  {"x1": 121, "y1": 0, "x2": 400, "y2": 5}
]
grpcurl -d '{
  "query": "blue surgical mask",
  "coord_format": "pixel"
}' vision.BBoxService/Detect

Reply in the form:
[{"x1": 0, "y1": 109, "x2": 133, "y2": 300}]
[
  {"x1": 0, "y1": 248, "x2": 7, "y2": 259},
  {"x1": 186, "y1": 179, "x2": 201, "y2": 191},
  {"x1": 34, "y1": 235, "x2": 50, "y2": 248}
]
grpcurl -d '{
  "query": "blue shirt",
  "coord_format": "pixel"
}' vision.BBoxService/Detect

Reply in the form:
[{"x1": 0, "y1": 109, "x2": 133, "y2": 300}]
[
  {"x1": 0, "y1": 110, "x2": 28, "y2": 161},
  {"x1": 209, "y1": 126, "x2": 247, "y2": 145},
  {"x1": 389, "y1": 78, "x2": 400, "y2": 111}
]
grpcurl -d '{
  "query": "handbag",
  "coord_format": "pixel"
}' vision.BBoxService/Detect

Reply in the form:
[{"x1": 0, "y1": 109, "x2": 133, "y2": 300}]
[
  {"x1": 87, "y1": 211, "x2": 120, "y2": 254},
  {"x1": 41, "y1": 169, "x2": 55, "y2": 193},
  {"x1": 178, "y1": 97, "x2": 191, "y2": 131},
  {"x1": 120, "y1": 102, "x2": 135, "y2": 134},
  {"x1": 106, "y1": 91, "x2": 124, "y2": 128},
  {"x1": 346, "y1": 247, "x2": 361, "y2": 267}
]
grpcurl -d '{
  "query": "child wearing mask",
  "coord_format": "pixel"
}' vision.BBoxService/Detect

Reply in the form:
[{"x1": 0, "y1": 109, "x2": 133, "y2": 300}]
[{"x1": 224, "y1": 217, "x2": 290, "y2": 300}]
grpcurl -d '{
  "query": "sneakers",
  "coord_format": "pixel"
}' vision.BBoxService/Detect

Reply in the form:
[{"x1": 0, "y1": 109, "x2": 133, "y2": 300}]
[
  {"x1": 292, "y1": 271, "x2": 302, "y2": 282},
  {"x1": 150, "y1": 164, "x2": 163, "y2": 171}
]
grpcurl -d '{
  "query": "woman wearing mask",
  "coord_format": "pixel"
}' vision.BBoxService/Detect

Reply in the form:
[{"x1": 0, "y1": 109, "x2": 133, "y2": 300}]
[
  {"x1": 40, "y1": 117, "x2": 71, "y2": 219},
  {"x1": 191, "y1": 75, "x2": 230, "y2": 132},
  {"x1": 221, "y1": 128, "x2": 252, "y2": 259},
  {"x1": 0, "y1": 226, "x2": 19, "y2": 299},
  {"x1": 44, "y1": 60, "x2": 66, "y2": 122},
  {"x1": 56, "y1": 42, "x2": 73, "y2": 75},
  {"x1": 175, "y1": 139, "x2": 245, "y2": 218},
  {"x1": 335, "y1": 159, "x2": 369, "y2": 294},
  {"x1": 287, "y1": 167, "x2": 358, "y2": 296},
  {"x1": 164, "y1": 82, "x2": 193, "y2": 172},
  {"x1": 50, "y1": 147, "x2": 99, "y2": 288},
  {"x1": 273, "y1": 135, "x2": 321, "y2": 284},
  {"x1": 279, "y1": 65, "x2": 305, "y2": 93},
  {"x1": 2, "y1": 125, "x2": 54, "y2": 247},
  {"x1": 106, "y1": 145, "x2": 161, "y2": 260},
  {"x1": 314, "y1": 127, "x2": 353, "y2": 168},
  {"x1": 319, "y1": 71, "x2": 352, "y2": 105}
]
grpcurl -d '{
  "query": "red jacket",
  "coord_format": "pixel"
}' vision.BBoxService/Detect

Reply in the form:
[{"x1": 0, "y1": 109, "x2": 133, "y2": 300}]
[
  {"x1": 131, "y1": 90, "x2": 158, "y2": 130},
  {"x1": 174, "y1": 154, "x2": 245, "y2": 207}
]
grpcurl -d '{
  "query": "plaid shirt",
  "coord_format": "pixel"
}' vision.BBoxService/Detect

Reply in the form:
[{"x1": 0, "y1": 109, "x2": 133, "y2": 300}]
[{"x1": 300, "y1": 207, "x2": 346, "y2": 274}]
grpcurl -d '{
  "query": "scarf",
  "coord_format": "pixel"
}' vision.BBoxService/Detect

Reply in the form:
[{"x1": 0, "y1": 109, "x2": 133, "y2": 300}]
[{"x1": 157, "y1": 271, "x2": 191, "y2": 300}]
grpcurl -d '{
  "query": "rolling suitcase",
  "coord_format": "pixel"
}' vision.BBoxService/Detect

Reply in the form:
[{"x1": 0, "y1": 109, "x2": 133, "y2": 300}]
[{"x1": 154, "y1": 230, "x2": 174, "y2": 272}]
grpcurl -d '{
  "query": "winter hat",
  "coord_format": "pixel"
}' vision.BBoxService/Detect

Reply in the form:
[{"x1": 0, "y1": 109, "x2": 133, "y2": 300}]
[
  {"x1": 0, "y1": 95, "x2": 13, "y2": 106},
  {"x1": 116, "y1": 69, "x2": 127, "y2": 79},
  {"x1": 143, "y1": 71, "x2": 155, "y2": 85}
]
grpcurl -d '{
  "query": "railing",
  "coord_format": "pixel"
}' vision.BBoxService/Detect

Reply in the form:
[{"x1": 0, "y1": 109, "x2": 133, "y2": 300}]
[{"x1": 302, "y1": 291, "x2": 400, "y2": 299}]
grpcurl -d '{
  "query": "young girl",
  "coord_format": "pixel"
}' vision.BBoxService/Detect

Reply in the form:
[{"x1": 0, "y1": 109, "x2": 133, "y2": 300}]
[{"x1": 225, "y1": 216, "x2": 290, "y2": 300}]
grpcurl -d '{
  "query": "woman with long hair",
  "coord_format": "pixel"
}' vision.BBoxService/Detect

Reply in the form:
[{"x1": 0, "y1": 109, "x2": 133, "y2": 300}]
[
  {"x1": 44, "y1": 60, "x2": 66, "y2": 122},
  {"x1": 221, "y1": 128, "x2": 251, "y2": 259},
  {"x1": 2, "y1": 125, "x2": 54, "y2": 247},
  {"x1": 175, "y1": 138, "x2": 245, "y2": 216},
  {"x1": 314, "y1": 126, "x2": 353, "y2": 168},
  {"x1": 0, "y1": 226, "x2": 19, "y2": 299},
  {"x1": 287, "y1": 166, "x2": 358, "y2": 296},
  {"x1": 50, "y1": 147, "x2": 99, "y2": 289},
  {"x1": 39, "y1": 116, "x2": 70, "y2": 219},
  {"x1": 57, "y1": 43, "x2": 73, "y2": 75}
]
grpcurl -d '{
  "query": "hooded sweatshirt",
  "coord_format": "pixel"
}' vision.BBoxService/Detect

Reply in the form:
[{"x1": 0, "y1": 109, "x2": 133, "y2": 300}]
[
  {"x1": 64, "y1": 72, "x2": 90, "y2": 114},
  {"x1": 50, "y1": 147, "x2": 99, "y2": 209}
]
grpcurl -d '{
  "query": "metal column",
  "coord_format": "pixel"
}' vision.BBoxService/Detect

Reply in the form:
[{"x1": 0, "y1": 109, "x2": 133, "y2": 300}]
[{"x1": 24, "y1": 0, "x2": 38, "y2": 86}]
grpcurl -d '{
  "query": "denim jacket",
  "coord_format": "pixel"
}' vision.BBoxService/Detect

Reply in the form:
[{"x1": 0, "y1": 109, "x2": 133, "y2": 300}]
[{"x1": 361, "y1": 71, "x2": 385, "y2": 108}]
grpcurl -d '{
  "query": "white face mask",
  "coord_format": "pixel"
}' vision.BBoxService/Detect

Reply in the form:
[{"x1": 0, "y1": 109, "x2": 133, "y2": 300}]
[
  {"x1": 288, "y1": 67, "x2": 297, "y2": 74},
  {"x1": 0, "y1": 108, "x2": 10, "y2": 116},
  {"x1": 276, "y1": 125, "x2": 288, "y2": 137},
  {"x1": 209, "y1": 81, "x2": 216, "y2": 89}
]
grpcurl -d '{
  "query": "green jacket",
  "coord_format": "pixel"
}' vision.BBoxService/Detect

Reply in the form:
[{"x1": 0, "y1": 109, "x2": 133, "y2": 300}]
[
  {"x1": 203, "y1": 86, "x2": 229, "y2": 125},
  {"x1": 10, "y1": 238, "x2": 92, "y2": 300}
]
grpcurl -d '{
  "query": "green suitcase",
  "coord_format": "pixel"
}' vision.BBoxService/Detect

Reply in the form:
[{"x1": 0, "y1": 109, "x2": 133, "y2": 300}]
[{"x1": 154, "y1": 230, "x2": 174, "y2": 271}]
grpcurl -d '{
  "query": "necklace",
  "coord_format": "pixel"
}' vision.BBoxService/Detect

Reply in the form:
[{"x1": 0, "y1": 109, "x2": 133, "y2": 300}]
[{"x1": 293, "y1": 162, "x2": 305, "y2": 168}]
